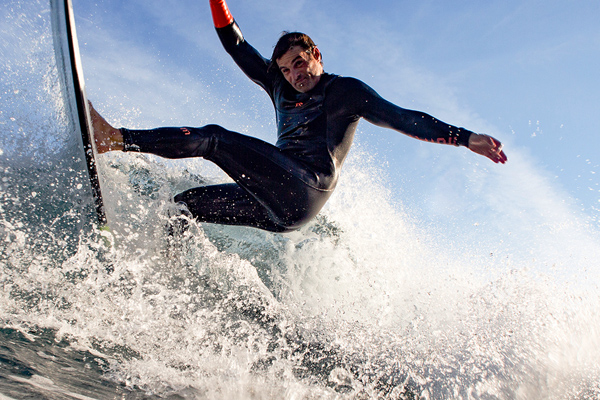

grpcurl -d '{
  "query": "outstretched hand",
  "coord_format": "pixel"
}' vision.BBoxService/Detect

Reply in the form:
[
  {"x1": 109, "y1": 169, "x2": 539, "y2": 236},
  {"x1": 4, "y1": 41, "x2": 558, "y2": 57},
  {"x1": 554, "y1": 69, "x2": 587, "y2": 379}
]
[{"x1": 468, "y1": 133, "x2": 507, "y2": 164}]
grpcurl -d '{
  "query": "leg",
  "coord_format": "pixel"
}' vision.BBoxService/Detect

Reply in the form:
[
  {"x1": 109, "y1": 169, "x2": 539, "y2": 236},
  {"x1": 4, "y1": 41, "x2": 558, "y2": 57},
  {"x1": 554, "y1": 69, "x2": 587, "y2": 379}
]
[
  {"x1": 174, "y1": 183, "x2": 290, "y2": 232},
  {"x1": 123, "y1": 125, "x2": 333, "y2": 230},
  {"x1": 206, "y1": 129, "x2": 333, "y2": 228}
]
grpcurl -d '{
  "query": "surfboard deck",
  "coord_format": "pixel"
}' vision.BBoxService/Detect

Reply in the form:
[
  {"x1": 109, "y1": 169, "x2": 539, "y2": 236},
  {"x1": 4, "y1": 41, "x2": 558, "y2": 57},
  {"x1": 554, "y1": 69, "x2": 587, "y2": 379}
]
[{"x1": 50, "y1": 0, "x2": 107, "y2": 226}]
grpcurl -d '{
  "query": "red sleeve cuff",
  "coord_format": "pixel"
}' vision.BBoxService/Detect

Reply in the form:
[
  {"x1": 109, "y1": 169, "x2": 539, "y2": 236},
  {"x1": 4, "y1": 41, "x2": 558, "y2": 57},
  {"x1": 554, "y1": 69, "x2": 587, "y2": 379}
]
[{"x1": 210, "y1": 0, "x2": 234, "y2": 28}]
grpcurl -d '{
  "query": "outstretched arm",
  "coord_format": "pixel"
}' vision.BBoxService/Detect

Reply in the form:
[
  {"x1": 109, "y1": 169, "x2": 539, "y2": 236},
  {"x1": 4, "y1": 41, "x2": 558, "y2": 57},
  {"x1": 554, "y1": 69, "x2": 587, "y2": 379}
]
[
  {"x1": 209, "y1": 0, "x2": 272, "y2": 91},
  {"x1": 349, "y1": 78, "x2": 507, "y2": 164}
]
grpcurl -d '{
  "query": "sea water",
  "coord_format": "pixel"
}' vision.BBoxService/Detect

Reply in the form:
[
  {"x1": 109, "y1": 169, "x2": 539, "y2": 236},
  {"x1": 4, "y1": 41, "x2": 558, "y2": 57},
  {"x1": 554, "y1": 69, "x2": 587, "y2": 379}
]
[{"x1": 1, "y1": 1, "x2": 600, "y2": 399}]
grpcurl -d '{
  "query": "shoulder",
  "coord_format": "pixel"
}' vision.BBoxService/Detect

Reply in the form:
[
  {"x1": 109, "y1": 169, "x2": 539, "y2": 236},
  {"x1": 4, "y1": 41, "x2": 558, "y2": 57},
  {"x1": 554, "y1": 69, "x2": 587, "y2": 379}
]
[
  {"x1": 324, "y1": 75, "x2": 382, "y2": 110},
  {"x1": 327, "y1": 75, "x2": 378, "y2": 97},
  {"x1": 329, "y1": 75, "x2": 365, "y2": 88}
]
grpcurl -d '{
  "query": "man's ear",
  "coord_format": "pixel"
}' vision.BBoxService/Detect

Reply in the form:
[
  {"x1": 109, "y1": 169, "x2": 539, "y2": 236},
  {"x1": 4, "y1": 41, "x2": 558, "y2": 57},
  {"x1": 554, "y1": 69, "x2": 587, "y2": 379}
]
[{"x1": 312, "y1": 47, "x2": 322, "y2": 62}]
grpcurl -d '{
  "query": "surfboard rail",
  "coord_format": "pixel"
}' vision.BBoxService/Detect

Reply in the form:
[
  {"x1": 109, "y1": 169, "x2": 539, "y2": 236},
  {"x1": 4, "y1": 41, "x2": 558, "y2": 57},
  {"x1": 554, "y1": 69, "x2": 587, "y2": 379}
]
[{"x1": 50, "y1": 0, "x2": 107, "y2": 226}]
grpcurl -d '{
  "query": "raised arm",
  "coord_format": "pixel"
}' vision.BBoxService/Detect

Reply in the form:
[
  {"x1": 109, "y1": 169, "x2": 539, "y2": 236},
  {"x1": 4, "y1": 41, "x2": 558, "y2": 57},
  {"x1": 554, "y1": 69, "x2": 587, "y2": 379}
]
[
  {"x1": 349, "y1": 78, "x2": 507, "y2": 164},
  {"x1": 209, "y1": 0, "x2": 272, "y2": 91}
]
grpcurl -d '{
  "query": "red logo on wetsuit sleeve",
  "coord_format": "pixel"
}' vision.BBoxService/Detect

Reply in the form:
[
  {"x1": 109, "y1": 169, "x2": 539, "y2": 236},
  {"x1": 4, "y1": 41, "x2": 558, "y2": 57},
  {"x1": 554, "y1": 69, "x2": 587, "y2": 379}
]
[{"x1": 181, "y1": 127, "x2": 191, "y2": 135}]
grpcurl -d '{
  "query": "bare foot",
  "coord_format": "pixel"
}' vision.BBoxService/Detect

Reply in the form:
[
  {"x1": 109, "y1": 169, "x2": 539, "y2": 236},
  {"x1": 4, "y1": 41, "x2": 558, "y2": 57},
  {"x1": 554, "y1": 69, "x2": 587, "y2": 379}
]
[{"x1": 88, "y1": 101, "x2": 124, "y2": 153}]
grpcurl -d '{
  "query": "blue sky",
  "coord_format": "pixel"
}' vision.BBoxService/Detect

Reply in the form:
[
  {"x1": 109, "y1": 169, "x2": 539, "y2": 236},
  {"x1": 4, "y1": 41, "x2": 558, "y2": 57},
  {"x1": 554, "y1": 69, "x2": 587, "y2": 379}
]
[{"x1": 74, "y1": 0, "x2": 600, "y2": 248}]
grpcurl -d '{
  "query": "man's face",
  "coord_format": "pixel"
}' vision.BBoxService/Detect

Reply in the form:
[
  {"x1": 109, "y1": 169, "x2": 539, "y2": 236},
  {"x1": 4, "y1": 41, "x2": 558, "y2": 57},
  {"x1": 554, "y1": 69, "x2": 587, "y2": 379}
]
[{"x1": 276, "y1": 46, "x2": 323, "y2": 93}]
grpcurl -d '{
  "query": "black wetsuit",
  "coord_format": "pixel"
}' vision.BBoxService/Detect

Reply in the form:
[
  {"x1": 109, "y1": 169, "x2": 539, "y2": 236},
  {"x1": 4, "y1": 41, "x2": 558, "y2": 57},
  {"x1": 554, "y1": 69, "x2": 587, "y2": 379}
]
[{"x1": 121, "y1": 22, "x2": 473, "y2": 232}]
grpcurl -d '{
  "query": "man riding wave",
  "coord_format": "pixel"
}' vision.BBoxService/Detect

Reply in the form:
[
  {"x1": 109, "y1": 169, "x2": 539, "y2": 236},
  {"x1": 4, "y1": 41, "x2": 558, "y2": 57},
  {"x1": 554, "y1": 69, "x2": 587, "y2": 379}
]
[{"x1": 91, "y1": 0, "x2": 507, "y2": 233}]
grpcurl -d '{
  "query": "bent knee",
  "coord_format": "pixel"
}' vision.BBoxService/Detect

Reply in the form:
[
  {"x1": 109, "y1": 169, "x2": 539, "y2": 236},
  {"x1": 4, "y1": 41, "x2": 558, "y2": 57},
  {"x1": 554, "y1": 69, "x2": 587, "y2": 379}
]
[{"x1": 202, "y1": 124, "x2": 230, "y2": 136}]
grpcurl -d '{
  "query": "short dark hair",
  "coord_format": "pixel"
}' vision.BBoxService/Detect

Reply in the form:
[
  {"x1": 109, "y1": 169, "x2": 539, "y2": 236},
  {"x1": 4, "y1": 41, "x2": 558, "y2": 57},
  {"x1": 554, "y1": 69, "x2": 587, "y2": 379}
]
[{"x1": 268, "y1": 31, "x2": 319, "y2": 73}]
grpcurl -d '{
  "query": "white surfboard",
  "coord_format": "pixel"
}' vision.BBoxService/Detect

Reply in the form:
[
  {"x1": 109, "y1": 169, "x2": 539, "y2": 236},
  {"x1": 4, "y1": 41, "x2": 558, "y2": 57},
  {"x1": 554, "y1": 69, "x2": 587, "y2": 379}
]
[{"x1": 50, "y1": 0, "x2": 107, "y2": 226}]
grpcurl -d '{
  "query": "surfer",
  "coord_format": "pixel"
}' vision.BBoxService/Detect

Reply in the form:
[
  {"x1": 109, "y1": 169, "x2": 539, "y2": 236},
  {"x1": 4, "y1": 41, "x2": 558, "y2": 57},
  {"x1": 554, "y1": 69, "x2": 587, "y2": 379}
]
[{"x1": 91, "y1": 0, "x2": 507, "y2": 233}]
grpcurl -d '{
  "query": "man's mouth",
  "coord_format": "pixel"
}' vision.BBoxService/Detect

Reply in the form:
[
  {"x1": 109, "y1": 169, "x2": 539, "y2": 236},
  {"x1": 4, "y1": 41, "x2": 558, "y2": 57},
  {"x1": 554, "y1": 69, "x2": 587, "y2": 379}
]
[{"x1": 296, "y1": 77, "x2": 307, "y2": 88}]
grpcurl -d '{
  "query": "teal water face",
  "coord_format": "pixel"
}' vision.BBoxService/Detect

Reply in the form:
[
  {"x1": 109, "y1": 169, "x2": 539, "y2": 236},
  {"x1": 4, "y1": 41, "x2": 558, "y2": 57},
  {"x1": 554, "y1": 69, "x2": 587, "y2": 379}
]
[{"x1": 0, "y1": 327, "x2": 163, "y2": 399}]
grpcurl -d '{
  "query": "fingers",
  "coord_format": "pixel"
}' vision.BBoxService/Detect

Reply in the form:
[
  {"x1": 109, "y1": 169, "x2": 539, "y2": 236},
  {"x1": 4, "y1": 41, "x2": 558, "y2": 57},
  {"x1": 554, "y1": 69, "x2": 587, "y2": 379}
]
[
  {"x1": 487, "y1": 137, "x2": 507, "y2": 164},
  {"x1": 468, "y1": 133, "x2": 508, "y2": 164}
]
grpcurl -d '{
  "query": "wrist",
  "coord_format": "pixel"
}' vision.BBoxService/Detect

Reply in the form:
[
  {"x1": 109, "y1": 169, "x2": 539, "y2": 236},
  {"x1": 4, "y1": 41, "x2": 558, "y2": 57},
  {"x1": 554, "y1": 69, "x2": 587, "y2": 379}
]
[
  {"x1": 466, "y1": 132, "x2": 477, "y2": 148},
  {"x1": 210, "y1": 0, "x2": 234, "y2": 28}
]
